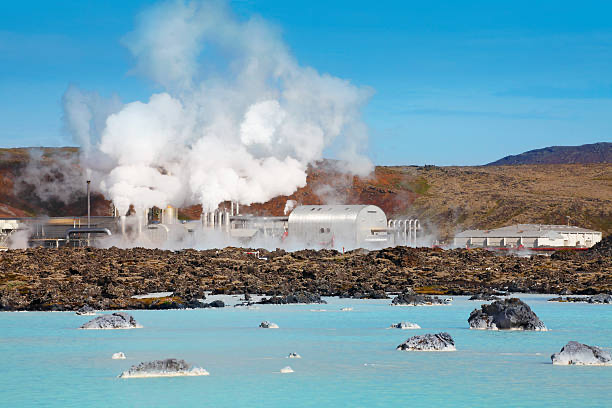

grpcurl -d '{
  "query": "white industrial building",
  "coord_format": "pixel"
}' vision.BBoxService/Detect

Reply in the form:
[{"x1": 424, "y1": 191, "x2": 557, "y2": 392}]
[
  {"x1": 287, "y1": 205, "x2": 389, "y2": 248},
  {"x1": 454, "y1": 224, "x2": 602, "y2": 250}
]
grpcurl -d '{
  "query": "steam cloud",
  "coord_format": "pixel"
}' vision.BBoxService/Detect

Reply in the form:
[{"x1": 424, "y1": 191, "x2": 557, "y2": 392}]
[
  {"x1": 15, "y1": 148, "x2": 85, "y2": 205},
  {"x1": 63, "y1": 0, "x2": 373, "y2": 215}
]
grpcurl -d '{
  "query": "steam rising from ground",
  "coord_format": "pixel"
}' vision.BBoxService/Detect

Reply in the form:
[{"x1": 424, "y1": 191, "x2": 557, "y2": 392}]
[{"x1": 64, "y1": 0, "x2": 373, "y2": 215}]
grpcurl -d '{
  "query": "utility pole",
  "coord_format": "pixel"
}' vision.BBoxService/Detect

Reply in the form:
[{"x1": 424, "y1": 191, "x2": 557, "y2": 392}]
[{"x1": 87, "y1": 180, "x2": 91, "y2": 247}]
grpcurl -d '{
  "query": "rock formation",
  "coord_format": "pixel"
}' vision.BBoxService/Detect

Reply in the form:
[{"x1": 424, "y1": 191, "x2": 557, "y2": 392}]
[
  {"x1": 392, "y1": 289, "x2": 450, "y2": 306},
  {"x1": 80, "y1": 312, "x2": 141, "y2": 329},
  {"x1": 259, "y1": 321, "x2": 279, "y2": 329},
  {"x1": 258, "y1": 292, "x2": 326, "y2": 304},
  {"x1": 119, "y1": 358, "x2": 209, "y2": 378},
  {"x1": 468, "y1": 293, "x2": 501, "y2": 301},
  {"x1": 396, "y1": 332, "x2": 456, "y2": 351},
  {"x1": 548, "y1": 294, "x2": 611, "y2": 303},
  {"x1": 468, "y1": 298, "x2": 547, "y2": 331},
  {"x1": 75, "y1": 305, "x2": 96, "y2": 315},
  {"x1": 1, "y1": 244, "x2": 612, "y2": 312},
  {"x1": 551, "y1": 341, "x2": 612, "y2": 365},
  {"x1": 203, "y1": 300, "x2": 225, "y2": 308},
  {"x1": 389, "y1": 322, "x2": 421, "y2": 329}
]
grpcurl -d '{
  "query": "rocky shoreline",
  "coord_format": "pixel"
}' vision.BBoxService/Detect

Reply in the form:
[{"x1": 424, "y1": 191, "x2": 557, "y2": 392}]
[{"x1": 0, "y1": 239, "x2": 611, "y2": 311}]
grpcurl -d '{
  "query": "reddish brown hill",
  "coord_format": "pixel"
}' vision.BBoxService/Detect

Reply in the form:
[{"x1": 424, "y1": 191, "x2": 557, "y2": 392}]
[
  {"x1": 179, "y1": 162, "x2": 420, "y2": 219},
  {"x1": 0, "y1": 147, "x2": 111, "y2": 218}
]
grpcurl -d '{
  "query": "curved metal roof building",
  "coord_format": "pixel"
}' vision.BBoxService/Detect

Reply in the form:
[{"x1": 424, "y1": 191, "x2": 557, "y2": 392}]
[{"x1": 287, "y1": 205, "x2": 388, "y2": 248}]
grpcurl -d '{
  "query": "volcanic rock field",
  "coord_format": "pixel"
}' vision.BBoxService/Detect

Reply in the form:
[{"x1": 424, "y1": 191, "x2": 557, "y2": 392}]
[{"x1": 1, "y1": 237, "x2": 610, "y2": 311}]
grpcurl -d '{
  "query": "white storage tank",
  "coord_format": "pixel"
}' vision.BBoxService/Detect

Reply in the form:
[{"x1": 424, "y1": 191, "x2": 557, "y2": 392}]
[{"x1": 287, "y1": 205, "x2": 389, "y2": 248}]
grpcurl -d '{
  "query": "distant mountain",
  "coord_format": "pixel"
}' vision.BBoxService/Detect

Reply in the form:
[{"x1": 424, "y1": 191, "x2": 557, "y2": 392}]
[{"x1": 487, "y1": 142, "x2": 612, "y2": 165}]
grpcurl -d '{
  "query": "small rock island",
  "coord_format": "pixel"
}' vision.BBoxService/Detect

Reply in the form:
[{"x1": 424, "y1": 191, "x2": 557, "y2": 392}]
[
  {"x1": 389, "y1": 322, "x2": 421, "y2": 330},
  {"x1": 119, "y1": 359, "x2": 209, "y2": 378},
  {"x1": 80, "y1": 312, "x2": 141, "y2": 329},
  {"x1": 396, "y1": 332, "x2": 456, "y2": 351},
  {"x1": 551, "y1": 341, "x2": 612, "y2": 366},
  {"x1": 468, "y1": 298, "x2": 547, "y2": 331},
  {"x1": 391, "y1": 289, "x2": 450, "y2": 306},
  {"x1": 259, "y1": 321, "x2": 279, "y2": 329}
]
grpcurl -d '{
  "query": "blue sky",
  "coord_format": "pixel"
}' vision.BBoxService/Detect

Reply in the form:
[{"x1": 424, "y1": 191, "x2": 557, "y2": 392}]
[{"x1": 1, "y1": 0, "x2": 610, "y2": 165}]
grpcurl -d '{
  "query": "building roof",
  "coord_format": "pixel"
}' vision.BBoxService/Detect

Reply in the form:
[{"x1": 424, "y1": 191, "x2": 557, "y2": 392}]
[{"x1": 455, "y1": 224, "x2": 601, "y2": 239}]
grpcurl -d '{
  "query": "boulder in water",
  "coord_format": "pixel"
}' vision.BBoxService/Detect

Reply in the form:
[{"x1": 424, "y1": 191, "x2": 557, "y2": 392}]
[
  {"x1": 287, "y1": 352, "x2": 301, "y2": 359},
  {"x1": 392, "y1": 290, "x2": 450, "y2": 306},
  {"x1": 588, "y1": 294, "x2": 612, "y2": 304},
  {"x1": 119, "y1": 358, "x2": 209, "y2": 378},
  {"x1": 390, "y1": 321, "x2": 421, "y2": 330},
  {"x1": 548, "y1": 294, "x2": 612, "y2": 304},
  {"x1": 280, "y1": 366, "x2": 294, "y2": 373},
  {"x1": 397, "y1": 332, "x2": 456, "y2": 351},
  {"x1": 468, "y1": 298, "x2": 547, "y2": 331},
  {"x1": 259, "y1": 321, "x2": 279, "y2": 329},
  {"x1": 75, "y1": 305, "x2": 96, "y2": 316},
  {"x1": 203, "y1": 300, "x2": 225, "y2": 308},
  {"x1": 551, "y1": 341, "x2": 612, "y2": 365},
  {"x1": 80, "y1": 312, "x2": 141, "y2": 329},
  {"x1": 112, "y1": 352, "x2": 126, "y2": 360}
]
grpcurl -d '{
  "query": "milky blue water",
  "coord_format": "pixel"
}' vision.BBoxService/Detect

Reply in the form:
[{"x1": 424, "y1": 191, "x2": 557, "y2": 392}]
[{"x1": 1, "y1": 295, "x2": 611, "y2": 407}]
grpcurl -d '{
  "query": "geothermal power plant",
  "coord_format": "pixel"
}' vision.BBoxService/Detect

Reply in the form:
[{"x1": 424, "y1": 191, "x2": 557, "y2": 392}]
[
  {"x1": 0, "y1": 196, "x2": 423, "y2": 250},
  {"x1": 0, "y1": 196, "x2": 603, "y2": 251},
  {"x1": 0, "y1": 182, "x2": 603, "y2": 251}
]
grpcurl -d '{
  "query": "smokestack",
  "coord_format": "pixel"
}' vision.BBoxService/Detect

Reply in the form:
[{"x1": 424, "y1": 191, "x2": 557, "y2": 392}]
[{"x1": 86, "y1": 180, "x2": 91, "y2": 228}]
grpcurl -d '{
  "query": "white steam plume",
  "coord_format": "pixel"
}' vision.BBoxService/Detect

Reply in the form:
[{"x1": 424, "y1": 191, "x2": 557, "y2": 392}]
[
  {"x1": 283, "y1": 199, "x2": 297, "y2": 215},
  {"x1": 64, "y1": 0, "x2": 373, "y2": 215}
]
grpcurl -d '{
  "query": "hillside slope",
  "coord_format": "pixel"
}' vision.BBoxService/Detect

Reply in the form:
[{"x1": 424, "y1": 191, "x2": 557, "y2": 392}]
[
  {"x1": 1, "y1": 148, "x2": 611, "y2": 240},
  {"x1": 488, "y1": 142, "x2": 612, "y2": 165}
]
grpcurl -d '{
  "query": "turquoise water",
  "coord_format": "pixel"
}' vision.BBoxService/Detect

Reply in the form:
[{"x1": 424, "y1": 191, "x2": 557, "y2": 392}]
[{"x1": 1, "y1": 295, "x2": 611, "y2": 407}]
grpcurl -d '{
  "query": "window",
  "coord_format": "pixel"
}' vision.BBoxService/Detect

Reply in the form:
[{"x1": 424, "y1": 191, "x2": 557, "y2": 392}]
[{"x1": 320, "y1": 228, "x2": 325, "y2": 233}]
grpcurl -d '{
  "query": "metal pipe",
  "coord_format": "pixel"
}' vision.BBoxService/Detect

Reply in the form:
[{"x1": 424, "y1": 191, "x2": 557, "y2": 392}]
[
  {"x1": 86, "y1": 180, "x2": 91, "y2": 228},
  {"x1": 66, "y1": 228, "x2": 111, "y2": 240},
  {"x1": 120, "y1": 215, "x2": 126, "y2": 236},
  {"x1": 405, "y1": 219, "x2": 410, "y2": 246},
  {"x1": 413, "y1": 219, "x2": 420, "y2": 246},
  {"x1": 397, "y1": 220, "x2": 403, "y2": 246}
]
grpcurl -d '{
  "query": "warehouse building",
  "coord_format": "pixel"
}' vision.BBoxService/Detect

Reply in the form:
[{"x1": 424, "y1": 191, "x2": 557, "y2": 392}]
[{"x1": 454, "y1": 224, "x2": 602, "y2": 251}]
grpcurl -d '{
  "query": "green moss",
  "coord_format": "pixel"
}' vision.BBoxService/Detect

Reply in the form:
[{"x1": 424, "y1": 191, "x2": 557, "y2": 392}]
[{"x1": 398, "y1": 176, "x2": 431, "y2": 195}]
